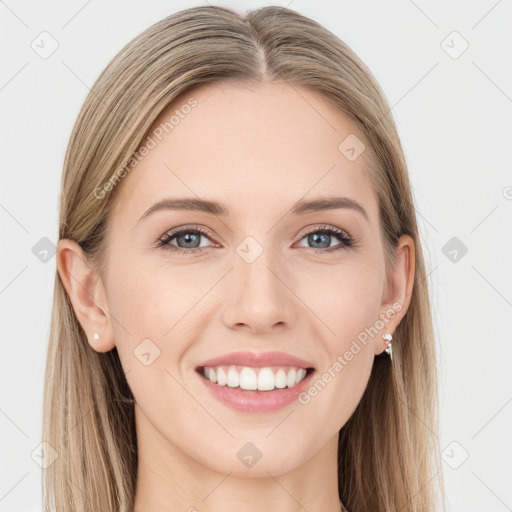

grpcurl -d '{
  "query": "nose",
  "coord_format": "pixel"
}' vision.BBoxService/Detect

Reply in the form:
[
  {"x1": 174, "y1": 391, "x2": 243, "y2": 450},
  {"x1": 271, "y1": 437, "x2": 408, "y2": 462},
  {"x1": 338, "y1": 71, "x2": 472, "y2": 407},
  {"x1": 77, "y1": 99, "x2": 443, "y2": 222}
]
[{"x1": 220, "y1": 245, "x2": 296, "y2": 334}]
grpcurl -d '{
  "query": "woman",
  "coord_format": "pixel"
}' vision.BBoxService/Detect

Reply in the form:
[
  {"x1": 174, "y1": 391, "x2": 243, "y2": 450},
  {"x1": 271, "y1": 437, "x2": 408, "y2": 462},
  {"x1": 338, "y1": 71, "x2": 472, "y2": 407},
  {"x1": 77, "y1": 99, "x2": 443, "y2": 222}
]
[{"x1": 43, "y1": 5, "x2": 445, "y2": 511}]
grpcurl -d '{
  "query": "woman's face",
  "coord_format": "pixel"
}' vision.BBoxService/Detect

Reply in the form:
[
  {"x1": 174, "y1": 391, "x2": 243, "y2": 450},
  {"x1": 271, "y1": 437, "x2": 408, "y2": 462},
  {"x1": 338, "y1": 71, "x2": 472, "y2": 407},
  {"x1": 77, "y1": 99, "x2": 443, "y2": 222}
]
[{"x1": 95, "y1": 81, "x2": 408, "y2": 477}]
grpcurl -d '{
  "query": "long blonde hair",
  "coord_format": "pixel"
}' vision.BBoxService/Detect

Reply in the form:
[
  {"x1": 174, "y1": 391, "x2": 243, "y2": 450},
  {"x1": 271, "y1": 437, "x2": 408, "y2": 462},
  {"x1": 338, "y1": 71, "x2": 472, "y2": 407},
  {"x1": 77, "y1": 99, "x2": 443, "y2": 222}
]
[{"x1": 43, "y1": 5, "x2": 445, "y2": 511}]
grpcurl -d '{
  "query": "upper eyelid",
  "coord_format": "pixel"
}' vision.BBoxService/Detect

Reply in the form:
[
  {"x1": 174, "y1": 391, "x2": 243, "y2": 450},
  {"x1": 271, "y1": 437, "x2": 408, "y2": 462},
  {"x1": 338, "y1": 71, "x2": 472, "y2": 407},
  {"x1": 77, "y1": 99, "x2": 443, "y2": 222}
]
[{"x1": 161, "y1": 225, "x2": 217, "y2": 242}]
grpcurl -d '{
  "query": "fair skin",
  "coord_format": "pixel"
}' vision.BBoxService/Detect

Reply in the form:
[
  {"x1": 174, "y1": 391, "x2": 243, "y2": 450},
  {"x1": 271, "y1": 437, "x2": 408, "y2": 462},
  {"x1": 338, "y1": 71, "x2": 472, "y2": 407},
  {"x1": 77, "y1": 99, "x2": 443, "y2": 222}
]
[{"x1": 57, "y1": 81, "x2": 415, "y2": 512}]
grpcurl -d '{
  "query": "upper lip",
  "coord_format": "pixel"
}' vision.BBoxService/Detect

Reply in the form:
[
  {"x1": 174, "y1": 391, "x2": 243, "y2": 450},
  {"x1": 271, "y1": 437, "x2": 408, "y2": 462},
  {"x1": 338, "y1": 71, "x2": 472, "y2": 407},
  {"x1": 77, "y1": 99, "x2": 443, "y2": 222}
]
[{"x1": 196, "y1": 350, "x2": 316, "y2": 370}]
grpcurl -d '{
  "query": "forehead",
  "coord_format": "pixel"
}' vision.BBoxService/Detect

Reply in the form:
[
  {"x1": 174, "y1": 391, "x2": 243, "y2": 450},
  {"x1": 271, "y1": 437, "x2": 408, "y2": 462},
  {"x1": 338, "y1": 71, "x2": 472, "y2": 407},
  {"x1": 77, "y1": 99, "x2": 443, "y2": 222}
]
[{"x1": 111, "y1": 81, "x2": 378, "y2": 224}]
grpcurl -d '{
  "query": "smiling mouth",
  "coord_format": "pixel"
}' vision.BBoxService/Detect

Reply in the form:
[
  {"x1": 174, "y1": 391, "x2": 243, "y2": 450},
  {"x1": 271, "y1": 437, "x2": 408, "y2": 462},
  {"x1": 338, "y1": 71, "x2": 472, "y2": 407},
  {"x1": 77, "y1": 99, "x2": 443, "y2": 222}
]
[{"x1": 196, "y1": 365, "x2": 315, "y2": 392}]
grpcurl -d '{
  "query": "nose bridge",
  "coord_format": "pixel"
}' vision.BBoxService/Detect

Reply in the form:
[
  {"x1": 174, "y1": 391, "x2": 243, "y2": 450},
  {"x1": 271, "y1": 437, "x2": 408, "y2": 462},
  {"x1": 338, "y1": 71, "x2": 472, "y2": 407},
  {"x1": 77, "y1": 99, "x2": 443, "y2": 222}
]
[{"x1": 221, "y1": 233, "x2": 293, "y2": 331}]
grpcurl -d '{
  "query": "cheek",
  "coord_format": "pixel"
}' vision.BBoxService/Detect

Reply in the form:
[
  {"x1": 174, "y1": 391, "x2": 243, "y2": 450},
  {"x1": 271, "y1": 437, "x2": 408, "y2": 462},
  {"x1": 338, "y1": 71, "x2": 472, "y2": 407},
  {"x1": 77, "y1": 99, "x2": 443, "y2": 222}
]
[
  {"x1": 295, "y1": 260, "x2": 383, "y2": 348},
  {"x1": 297, "y1": 271, "x2": 379, "y2": 434},
  {"x1": 106, "y1": 260, "x2": 201, "y2": 425},
  {"x1": 109, "y1": 271, "x2": 163, "y2": 338},
  {"x1": 104, "y1": 255, "x2": 172, "y2": 367},
  {"x1": 295, "y1": 261, "x2": 382, "y2": 411},
  {"x1": 106, "y1": 255, "x2": 213, "y2": 370}
]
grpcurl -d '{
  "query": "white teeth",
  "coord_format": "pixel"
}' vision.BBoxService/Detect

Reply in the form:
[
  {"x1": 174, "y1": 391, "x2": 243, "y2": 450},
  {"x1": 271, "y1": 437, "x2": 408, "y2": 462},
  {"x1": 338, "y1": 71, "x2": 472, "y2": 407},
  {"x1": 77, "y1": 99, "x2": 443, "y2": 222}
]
[
  {"x1": 295, "y1": 368, "x2": 307, "y2": 384},
  {"x1": 216, "y1": 367, "x2": 227, "y2": 386},
  {"x1": 227, "y1": 367, "x2": 239, "y2": 387},
  {"x1": 286, "y1": 368, "x2": 296, "y2": 388},
  {"x1": 202, "y1": 365, "x2": 309, "y2": 391},
  {"x1": 239, "y1": 367, "x2": 258, "y2": 390},
  {"x1": 257, "y1": 368, "x2": 275, "y2": 391},
  {"x1": 275, "y1": 369, "x2": 287, "y2": 388}
]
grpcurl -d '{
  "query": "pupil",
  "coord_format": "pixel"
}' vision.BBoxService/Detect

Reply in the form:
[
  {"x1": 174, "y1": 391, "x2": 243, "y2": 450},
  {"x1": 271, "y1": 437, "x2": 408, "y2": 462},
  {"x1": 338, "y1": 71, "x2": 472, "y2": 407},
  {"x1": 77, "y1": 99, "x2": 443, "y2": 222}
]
[
  {"x1": 309, "y1": 232, "x2": 330, "y2": 249},
  {"x1": 178, "y1": 233, "x2": 200, "y2": 248}
]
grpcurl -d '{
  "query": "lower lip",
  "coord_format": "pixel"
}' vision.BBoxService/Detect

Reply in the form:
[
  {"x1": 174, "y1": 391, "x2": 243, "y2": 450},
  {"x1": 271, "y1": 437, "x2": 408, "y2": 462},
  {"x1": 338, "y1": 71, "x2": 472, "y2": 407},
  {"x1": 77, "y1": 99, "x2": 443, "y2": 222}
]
[{"x1": 196, "y1": 369, "x2": 315, "y2": 413}]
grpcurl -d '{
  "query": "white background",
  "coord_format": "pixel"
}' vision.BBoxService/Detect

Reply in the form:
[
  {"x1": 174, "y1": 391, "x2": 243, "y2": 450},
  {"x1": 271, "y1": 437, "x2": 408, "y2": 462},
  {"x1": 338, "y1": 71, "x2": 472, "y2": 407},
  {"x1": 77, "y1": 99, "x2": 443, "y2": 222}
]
[{"x1": 1, "y1": 1, "x2": 511, "y2": 510}]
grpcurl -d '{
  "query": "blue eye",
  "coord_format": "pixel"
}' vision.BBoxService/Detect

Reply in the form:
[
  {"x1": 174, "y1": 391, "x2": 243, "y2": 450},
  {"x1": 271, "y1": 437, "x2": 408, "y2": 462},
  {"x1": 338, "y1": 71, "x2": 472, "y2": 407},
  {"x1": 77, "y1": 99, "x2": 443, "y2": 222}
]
[
  {"x1": 297, "y1": 224, "x2": 357, "y2": 252},
  {"x1": 157, "y1": 226, "x2": 215, "y2": 255},
  {"x1": 157, "y1": 224, "x2": 358, "y2": 255}
]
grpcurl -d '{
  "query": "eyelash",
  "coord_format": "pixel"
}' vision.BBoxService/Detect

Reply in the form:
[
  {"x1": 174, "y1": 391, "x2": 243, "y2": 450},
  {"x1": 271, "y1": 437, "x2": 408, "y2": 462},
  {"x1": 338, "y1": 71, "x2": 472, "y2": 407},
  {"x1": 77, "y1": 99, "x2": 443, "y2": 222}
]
[{"x1": 156, "y1": 224, "x2": 359, "y2": 256}]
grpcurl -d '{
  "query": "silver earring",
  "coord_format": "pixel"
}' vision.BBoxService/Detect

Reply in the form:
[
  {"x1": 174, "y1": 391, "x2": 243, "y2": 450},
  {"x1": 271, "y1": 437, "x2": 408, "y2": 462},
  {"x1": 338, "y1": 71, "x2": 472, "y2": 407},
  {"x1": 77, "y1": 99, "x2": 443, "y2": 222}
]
[
  {"x1": 93, "y1": 332, "x2": 100, "y2": 340},
  {"x1": 382, "y1": 333, "x2": 393, "y2": 359}
]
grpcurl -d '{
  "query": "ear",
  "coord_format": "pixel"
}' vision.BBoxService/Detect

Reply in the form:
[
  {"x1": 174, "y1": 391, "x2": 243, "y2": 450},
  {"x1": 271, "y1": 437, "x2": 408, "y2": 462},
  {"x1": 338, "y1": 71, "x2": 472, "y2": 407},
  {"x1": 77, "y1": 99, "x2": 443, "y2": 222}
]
[
  {"x1": 56, "y1": 239, "x2": 115, "y2": 353},
  {"x1": 375, "y1": 234, "x2": 415, "y2": 355}
]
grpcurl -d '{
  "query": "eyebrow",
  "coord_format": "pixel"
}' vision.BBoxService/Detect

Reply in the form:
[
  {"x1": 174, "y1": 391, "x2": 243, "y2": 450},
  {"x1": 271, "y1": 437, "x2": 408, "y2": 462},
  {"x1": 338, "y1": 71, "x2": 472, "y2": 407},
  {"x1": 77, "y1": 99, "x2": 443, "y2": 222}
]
[{"x1": 137, "y1": 195, "x2": 369, "y2": 223}]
